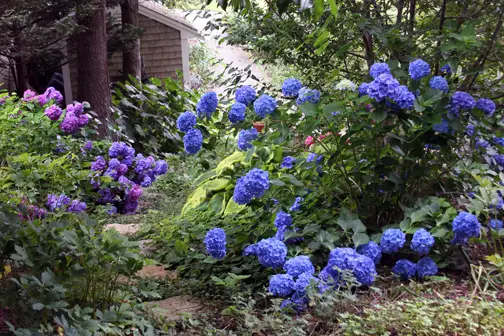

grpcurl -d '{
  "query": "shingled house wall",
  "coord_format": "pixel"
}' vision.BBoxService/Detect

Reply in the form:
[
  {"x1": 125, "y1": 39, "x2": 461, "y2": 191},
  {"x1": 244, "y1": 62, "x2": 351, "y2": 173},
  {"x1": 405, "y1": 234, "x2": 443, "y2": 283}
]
[{"x1": 69, "y1": 13, "x2": 183, "y2": 99}]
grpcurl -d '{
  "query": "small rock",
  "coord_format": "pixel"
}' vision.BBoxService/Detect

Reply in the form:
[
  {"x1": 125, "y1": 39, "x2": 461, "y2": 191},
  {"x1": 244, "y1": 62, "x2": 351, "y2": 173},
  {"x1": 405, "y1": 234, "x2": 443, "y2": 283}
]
[
  {"x1": 136, "y1": 265, "x2": 178, "y2": 280},
  {"x1": 105, "y1": 223, "x2": 140, "y2": 236},
  {"x1": 147, "y1": 296, "x2": 205, "y2": 322}
]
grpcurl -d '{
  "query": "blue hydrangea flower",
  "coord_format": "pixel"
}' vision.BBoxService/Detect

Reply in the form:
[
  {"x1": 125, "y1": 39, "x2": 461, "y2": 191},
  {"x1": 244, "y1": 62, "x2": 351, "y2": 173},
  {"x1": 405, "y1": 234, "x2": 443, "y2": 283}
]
[
  {"x1": 369, "y1": 63, "x2": 390, "y2": 79},
  {"x1": 411, "y1": 228, "x2": 435, "y2": 255},
  {"x1": 393, "y1": 259, "x2": 417, "y2": 280},
  {"x1": 294, "y1": 272, "x2": 317, "y2": 296},
  {"x1": 67, "y1": 200, "x2": 87, "y2": 213},
  {"x1": 353, "y1": 254, "x2": 377, "y2": 286},
  {"x1": 91, "y1": 156, "x2": 107, "y2": 171},
  {"x1": 493, "y1": 137, "x2": 504, "y2": 147},
  {"x1": 316, "y1": 155, "x2": 324, "y2": 164},
  {"x1": 269, "y1": 274, "x2": 295, "y2": 297},
  {"x1": 183, "y1": 128, "x2": 203, "y2": 155},
  {"x1": 326, "y1": 248, "x2": 359, "y2": 282},
  {"x1": 280, "y1": 156, "x2": 296, "y2": 169},
  {"x1": 274, "y1": 225, "x2": 286, "y2": 241},
  {"x1": 494, "y1": 154, "x2": 504, "y2": 167},
  {"x1": 289, "y1": 197, "x2": 303, "y2": 212},
  {"x1": 367, "y1": 74, "x2": 400, "y2": 102},
  {"x1": 433, "y1": 119, "x2": 450, "y2": 134},
  {"x1": 476, "y1": 98, "x2": 496, "y2": 117},
  {"x1": 228, "y1": 103, "x2": 246, "y2": 123},
  {"x1": 83, "y1": 141, "x2": 93, "y2": 151},
  {"x1": 253, "y1": 94, "x2": 277, "y2": 118},
  {"x1": 243, "y1": 244, "x2": 257, "y2": 256},
  {"x1": 380, "y1": 228, "x2": 406, "y2": 254},
  {"x1": 109, "y1": 142, "x2": 135, "y2": 165},
  {"x1": 490, "y1": 219, "x2": 503, "y2": 231},
  {"x1": 356, "y1": 241, "x2": 382, "y2": 264},
  {"x1": 296, "y1": 87, "x2": 321, "y2": 105},
  {"x1": 282, "y1": 78, "x2": 302, "y2": 97},
  {"x1": 46, "y1": 194, "x2": 71, "y2": 212},
  {"x1": 256, "y1": 238, "x2": 287, "y2": 268},
  {"x1": 233, "y1": 168, "x2": 270, "y2": 204},
  {"x1": 153, "y1": 160, "x2": 168, "y2": 175},
  {"x1": 468, "y1": 191, "x2": 476, "y2": 199},
  {"x1": 204, "y1": 228, "x2": 226, "y2": 259},
  {"x1": 416, "y1": 257, "x2": 438, "y2": 278},
  {"x1": 124, "y1": 199, "x2": 139, "y2": 214},
  {"x1": 306, "y1": 153, "x2": 317, "y2": 162},
  {"x1": 440, "y1": 64, "x2": 452, "y2": 75},
  {"x1": 196, "y1": 92, "x2": 218, "y2": 118},
  {"x1": 235, "y1": 85, "x2": 256, "y2": 105},
  {"x1": 449, "y1": 91, "x2": 475, "y2": 116},
  {"x1": 476, "y1": 138, "x2": 489, "y2": 149},
  {"x1": 392, "y1": 85, "x2": 415, "y2": 109},
  {"x1": 358, "y1": 83, "x2": 369, "y2": 97},
  {"x1": 429, "y1": 76, "x2": 449, "y2": 93},
  {"x1": 237, "y1": 128, "x2": 259, "y2": 151},
  {"x1": 283, "y1": 255, "x2": 315, "y2": 277},
  {"x1": 409, "y1": 59, "x2": 430, "y2": 80},
  {"x1": 107, "y1": 206, "x2": 117, "y2": 215},
  {"x1": 466, "y1": 124, "x2": 475, "y2": 136},
  {"x1": 177, "y1": 111, "x2": 197, "y2": 132},
  {"x1": 451, "y1": 211, "x2": 481, "y2": 244},
  {"x1": 274, "y1": 211, "x2": 293, "y2": 228}
]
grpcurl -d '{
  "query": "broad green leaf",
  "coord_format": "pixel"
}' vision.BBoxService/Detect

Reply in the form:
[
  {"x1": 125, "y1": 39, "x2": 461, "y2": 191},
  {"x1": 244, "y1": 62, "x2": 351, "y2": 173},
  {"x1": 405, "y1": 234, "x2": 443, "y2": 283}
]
[
  {"x1": 334, "y1": 42, "x2": 352, "y2": 58},
  {"x1": 299, "y1": 102, "x2": 318, "y2": 117},
  {"x1": 204, "y1": 178, "x2": 230, "y2": 191},
  {"x1": 174, "y1": 240, "x2": 188, "y2": 254},
  {"x1": 371, "y1": 110, "x2": 387, "y2": 123},
  {"x1": 215, "y1": 151, "x2": 244, "y2": 176},
  {"x1": 337, "y1": 208, "x2": 366, "y2": 233},
  {"x1": 410, "y1": 209, "x2": 429, "y2": 224},
  {"x1": 181, "y1": 186, "x2": 207, "y2": 216},
  {"x1": 327, "y1": 0, "x2": 339, "y2": 20},
  {"x1": 314, "y1": 31, "x2": 330, "y2": 47},
  {"x1": 270, "y1": 178, "x2": 286, "y2": 186},
  {"x1": 193, "y1": 170, "x2": 217, "y2": 186},
  {"x1": 224, "y1": 198, "x2": 246, "y2": 216},
  {"x1": 352, "y1": 232, "x2": 370, "y2": 247},
  {"x1": 399, "y1": 218, "x2": 411, "y2": 231},
  {"x1": 323, "y1": 102, "x2": 343, "y2": 114},
  {"x1": 314, "y1": 0, "x2": 324, "y2": 20}
]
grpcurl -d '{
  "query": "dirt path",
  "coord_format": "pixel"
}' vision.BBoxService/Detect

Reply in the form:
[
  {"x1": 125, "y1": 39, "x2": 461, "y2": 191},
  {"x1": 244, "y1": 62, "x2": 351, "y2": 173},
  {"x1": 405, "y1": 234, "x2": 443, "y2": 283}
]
[{"x1": 181, "y1": 10, "x2": 269, "y2": 93}]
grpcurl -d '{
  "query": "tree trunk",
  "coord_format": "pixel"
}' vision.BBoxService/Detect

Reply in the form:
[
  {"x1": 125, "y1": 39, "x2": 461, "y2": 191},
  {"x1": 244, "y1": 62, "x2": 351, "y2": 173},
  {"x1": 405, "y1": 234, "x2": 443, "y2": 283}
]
[
  {"x1": 13, "y1": 28, "x2": 28, "y2": 94},
  {"x1": 396, "y1": 0, "x2": 405, "y2": 25},
  {"x1": 362, "y1": 0, "x2": 374, "y2": 69},
  {"x1": 434, "y1": 0, "x2": 448, "y2": 75},
  {"x1": 76, "y1": 0, "x2": 111, "y2": 135},
  {"x1": 121, "y1": 0, "x2": 141, "y2": 81},
  {"x1": 409, "y1": 0, "x2": 416, "y2": 33}
]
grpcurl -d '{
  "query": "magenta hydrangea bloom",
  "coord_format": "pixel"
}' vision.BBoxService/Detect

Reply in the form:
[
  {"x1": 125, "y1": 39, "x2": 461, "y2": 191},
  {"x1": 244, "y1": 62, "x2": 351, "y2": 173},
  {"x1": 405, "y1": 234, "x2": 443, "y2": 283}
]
[
  {"x1": 60, "y1": 113, "x2": 79, "y2": 133},
  {"x1": 44, "y1": 105, "x2": 63, "y2": 121}
]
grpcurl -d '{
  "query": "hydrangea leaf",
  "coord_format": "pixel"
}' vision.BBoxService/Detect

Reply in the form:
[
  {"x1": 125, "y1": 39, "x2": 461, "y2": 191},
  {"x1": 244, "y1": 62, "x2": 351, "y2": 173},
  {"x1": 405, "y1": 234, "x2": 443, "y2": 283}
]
[
  {"x1": 193, "y1": 170, "x2": 217, "y2": 186},
  {"x1": 215, "y1": 151, "x2": 244, "y2": 176},
  {"x1": 337, "y1": 208, "x2": 366, "y2": 233},
  {"x1": 371, "y1": 110, "x2": 387, "y2": 123},
  {"x1": 352, "y1": 232, "x2": 370, "y2": 248},
  {"x1": 224, "y1": 198, "x2": 246, "y2": 216},
  {"x1": 204, "y1": 178, "x2": 230, "y2": 191},
  {"x1": 299, "y1": 102, "x2": 318, "y2": 117}
]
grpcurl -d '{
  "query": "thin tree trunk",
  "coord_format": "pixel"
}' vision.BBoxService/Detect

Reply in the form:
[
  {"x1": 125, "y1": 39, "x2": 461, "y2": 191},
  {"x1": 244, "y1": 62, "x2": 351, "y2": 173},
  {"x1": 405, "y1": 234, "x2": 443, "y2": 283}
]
[
  {"x1": 13, "y1": 27, "x2": 28, "y2": 94},
  {"x1": 396, "y1": 0, "x2": 405, "y2": 25},
  {"x1": 121, "y1": 0, "x2": 141, "y2": 80},
  {"x1": 76, "y1": 0, "x2": 111, "y2": 135},
  {"x1": 434, "y1": 0, "x2": 448, "y2": 75},
  {"x1": 409, "y1": 0, "x2": 416, "y2": 33},
  {"x1": 362, "y1": 0, "x2": 374, "y2": 69}
]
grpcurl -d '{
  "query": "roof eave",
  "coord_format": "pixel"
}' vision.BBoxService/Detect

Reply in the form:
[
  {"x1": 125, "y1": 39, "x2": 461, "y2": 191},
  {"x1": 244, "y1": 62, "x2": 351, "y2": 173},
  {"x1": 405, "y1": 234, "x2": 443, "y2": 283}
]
[{"x1": 138, "y1": 5, "x2": 201, "y2": 39}]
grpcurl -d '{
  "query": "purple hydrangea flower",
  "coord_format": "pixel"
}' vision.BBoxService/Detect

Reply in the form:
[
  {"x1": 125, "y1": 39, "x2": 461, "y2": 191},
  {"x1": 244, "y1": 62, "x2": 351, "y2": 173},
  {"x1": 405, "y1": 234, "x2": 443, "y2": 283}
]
[
  {"x1": 60, "y1": 112, "x2": 79, "y2": 133},
  {"x1": 66, "y1": 102, "x2": 84, "y2": 116},
  {"x1": 369, "y1": 63, "x2": 391, "y2": 79},
  {"x1": 392, "y1": 85, "x2": 415, "y2": 109},
  {"x1": 77, "y1": 114, "x2": 89, "y2": 127},
  {"x1": 256, "y1": 237, "x2": 287, "y2": 268},
  {"x1": 196, "y1": 92, "x2": 218, "y2": 118},
  {"x1": 127, "y1": 184, "x2": 143, "y2": 201},
  {"x1": 141, "y1": 175, "x2": 153, "y2": 187},
  {"x1": 233, "y1": 168, "x2": 270, "y2": 204},
  {"x1": 433, "y1": 119, "x2": 450, "y2": 134},
  {"x1": 296, "y1": 87, "x2": 321, "y2": 105},
  {"x1": 36, "y1": 94, "x2": 48, "y2": 106},
  {"x1": 283, "y1": 255, "x2": 315, "y2": 277},
  {"x1": 204, "y1": 228, "x2": 226, "y2": 259},
  {"x1": 440, "y1": 64, "x2": 452, "y2": 75},
  {"x1": 306, "y1": 153, "x2": 317, "y2": 162},
  {"x1": 411, "y1": 228, "x2": 435, "y2": 255},
  {"x1": 235, "y1": 85, "x2": 256, "y2": 105},
  {"x1": 44, "y1": 105, "x2": 63, "y2": 121},
  {"x1": 228, "y1": 102, "x2": 246, "y2": 123},
  {"x1": 237, "y1": 128, "x2": 259, "y2": 151},
  {"x1": 83, "y1": 141, "x2": 93, "y2": 151},
  {"x1": 367, "y1": 74, "x2": 400, "y2": 102},
  {"x1": 466, "y1": 124, "x2": 475, "y2": 137},
  {"x1": 493, "y1": 137, "x2": 504, "y2": 147},
  {"x1": 124, "y1": 200, "x2": 139, "y2": 214},
  {"x1": 289, "y1": 197, "x2": 303, "y2": 212},
  {"x1": 44, "y1": 87, "x2": 63, "y2": 104},
  {"x1": 475, "y1": 98, "x2": 496, "y2": 117},
  {"x1": 253, "y1": 94, "x2": 277, "y2": 118},
  {"x1": 416, "y1": 257, "x2": 438, "y2": 278},
  {"x1": 269, "y1": 274, "x2": 295, "y2": 297},
  {"x1": 177, "y1": 111, "x2": 197, "y2": 132},
  {"x1": 490, "y1": 219, "x2": 503, "y2": 231},
  {"x1": 475, "y1": 139, "x2": 489, "y2": 149},
  {"x1": 153, "y1": 160, "x2": 168, "y2": 175},
  {"x1": 449, "y1": 91, "x2": 476, "y2": 116},
  {"x1": 23, "y1": 90, "x2": 37, "y2": 101},
  {"x1": 67, "y1": 200, "x2": 87, "y2": 213},
  {"x1": 380, "y1": 228, "x2": 406, "y2": 253},
  {"x1": 451, "y1": 211, "x2": 480, "y2": 244},
  {"x1": 107, "y1": 206, "x2": 118, "y2": 215},
  {"x1": 429, "y1": 76, "x2": 449, "y2": 93},
  {"x1": 358, "y1": 83, "x2": 369, "y2": 97},
  {"x1": 409, "y1": 59, "x2": 430, "y2": 80},
  {"x1": 280, "y1": 156, "x2": 296, "y2": 169},
  {"x1": 134, "y1": 154, "x2": 154, "y2": 174},
  {"x1": 46, "y1": 194, "x2": 71, "y2": 211},
  {"x1": 183, "y1": 128, "x2": 203, "y2": 155},
  {"x1": 282, "y1": 78, "x2": 302, "y2": 98},
  {"x1": 356, "y1": 241, "x2": 382, "y2": 264},
  {"x1": 393, "y1": 259, "x2": 417, "y2": 280},
  {"x1": 274, "y1": 211, "x2": 293, "y2": 228},
  {"x1": 91, "y1": 156, "x2": 107, "y2": 171},
  {"x1": 494, "y1": 154, "x2": 504, "y2": 167}
]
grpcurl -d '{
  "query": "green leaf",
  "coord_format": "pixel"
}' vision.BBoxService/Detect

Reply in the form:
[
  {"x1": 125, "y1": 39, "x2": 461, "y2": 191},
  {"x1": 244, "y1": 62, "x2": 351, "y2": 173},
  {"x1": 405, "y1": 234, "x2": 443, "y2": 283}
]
[
  {"x1": 224, "y1": 198, "x2": 246, "y2": 216},
  {"x1": 399, "y1": 218, "x2": 411, "y2": 231},
  {"x1": 215, "y1": 151, "x2": 244, "y2": 176},
  {"x1": 371, "y1": 110, "x2": 387, "y2": 123},
  {"x1": 32, "y1": 303, "x2": 44, "y2": 311},
  {"x1": 181, "y1": 186, "x2": 207, "y2": 216},
  {"x1": 193, "y1": 170, "x2": 217, "y2": 186},
  {"x1": 352, "y1": 232, "x2": 370, "y2": 247},
  {"x1": 314, "y1": 0, "x2": 324, "y2": 20},
  {"x1": 270, "y1": 178, "x2": 286, "y2": 186},
  {"x1": 299, "y1": 103, "x2": 318, "y2": 117},
  {"x1": 204, "y1": 178, "x2": 230, "y2": 191},
  {"x1": 327, "y1": 0, "x2": 339, "y2": 20},
  {"x1": 410, "y1": 209, "x2": 429, "y2": 224},
  {"x1": 323, "y1": 102, "x2": 343, "y2": 114},
  {"x1": 314, "y1": 31, "x2": 330, "y2": 47},
  {"x1": 334, "y1": 42, "x2": 352, "y2": 58},
  {"x1": 174, "y1": 240, "x2": 188, "y2": 254},
  {"x1": 337, "y1": 208, "x2": 366, "y2": 233}
]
